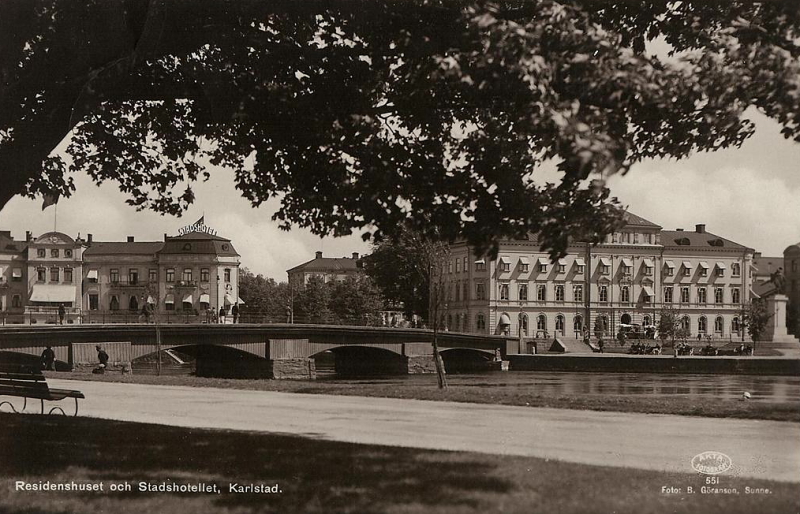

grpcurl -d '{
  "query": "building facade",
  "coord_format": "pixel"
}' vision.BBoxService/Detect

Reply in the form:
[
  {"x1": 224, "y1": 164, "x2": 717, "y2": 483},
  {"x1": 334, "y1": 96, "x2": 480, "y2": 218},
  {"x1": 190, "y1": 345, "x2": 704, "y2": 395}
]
[
  {"x1": 0, "y1": 225, "x2": 241, "y2": 324},
  {"x1": 287, "y1": 251, "x2": 362, "y2": 287},
  {"x1": 441, "y1": 213, "x2": 755, "y2": 340}
]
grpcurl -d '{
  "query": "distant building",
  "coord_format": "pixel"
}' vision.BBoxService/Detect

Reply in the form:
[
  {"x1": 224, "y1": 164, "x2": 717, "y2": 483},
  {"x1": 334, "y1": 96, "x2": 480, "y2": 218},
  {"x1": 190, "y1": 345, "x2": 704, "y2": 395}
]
[
  {"x1": 287, "y1": 251, "x2": 362, "y2": 287},
  {"x1": 441, "y1": 213, "x2": 756, "y2": 340},
  {"x1": 0, "y1": 222, "x2": 241, "y2": 324},
  {"x1": 752, "y1": 253, "x2": 784, "y2": 297}
]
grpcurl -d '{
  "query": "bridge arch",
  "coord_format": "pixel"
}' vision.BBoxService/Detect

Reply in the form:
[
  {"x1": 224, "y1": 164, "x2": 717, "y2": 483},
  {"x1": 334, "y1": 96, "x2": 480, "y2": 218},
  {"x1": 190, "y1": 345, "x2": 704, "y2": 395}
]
[
  {"x1": 310, "y1": 345, "x2": 408, "y2": 376},
  {"x1": 439, "y1": 347, "x2": 495, "y2": 373}
]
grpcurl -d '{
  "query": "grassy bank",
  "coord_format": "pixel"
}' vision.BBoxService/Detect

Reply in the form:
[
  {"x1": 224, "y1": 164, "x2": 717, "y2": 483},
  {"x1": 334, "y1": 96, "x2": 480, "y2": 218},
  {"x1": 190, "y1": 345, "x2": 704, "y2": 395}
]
[
  {"x1": 47, "y1": 371, "x2": 800, "y2": 422},
  {"x1": 1, "y1": 414, "x2": 798, "y2": 514}
]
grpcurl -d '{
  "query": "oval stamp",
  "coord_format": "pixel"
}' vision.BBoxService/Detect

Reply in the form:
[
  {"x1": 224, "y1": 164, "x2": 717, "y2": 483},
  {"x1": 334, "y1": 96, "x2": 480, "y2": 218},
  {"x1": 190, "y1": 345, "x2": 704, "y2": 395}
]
[{"x1": 691, "y1": 451, "x2": 733, "y2": 475}]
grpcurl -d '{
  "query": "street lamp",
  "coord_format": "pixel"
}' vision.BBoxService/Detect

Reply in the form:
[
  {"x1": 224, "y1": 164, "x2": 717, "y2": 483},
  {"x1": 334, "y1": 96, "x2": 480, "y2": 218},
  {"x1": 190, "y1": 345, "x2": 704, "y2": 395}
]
[{"x1": 216, "y1": 274, "x2": 220, "y2": 324}]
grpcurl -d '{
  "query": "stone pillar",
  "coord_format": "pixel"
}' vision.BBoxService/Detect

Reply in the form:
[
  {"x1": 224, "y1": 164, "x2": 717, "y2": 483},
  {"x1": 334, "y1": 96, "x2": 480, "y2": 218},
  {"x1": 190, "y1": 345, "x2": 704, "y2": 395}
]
[
  {"x1": 765, "y1": 294, "x2": 795, "y2": 342},
  {"x1": 403, "y1": 342, "x2": 435, "y2": 374},
  {"x1": 270, "y1": 358, "x2": 316, "y2": 380}
]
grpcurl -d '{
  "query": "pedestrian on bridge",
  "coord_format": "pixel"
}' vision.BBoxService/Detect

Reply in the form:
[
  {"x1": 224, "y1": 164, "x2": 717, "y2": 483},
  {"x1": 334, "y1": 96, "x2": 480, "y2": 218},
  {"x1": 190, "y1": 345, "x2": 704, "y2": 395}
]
[
  {"x1": 40, "y1": 345, "x2": 55, "y2": 371},
  {"x1": 232, "y1": 302, "x2": 240, "y2": 324},
  {"x1": 58, "y1": 303, "x2": 65, "y2": 325}
]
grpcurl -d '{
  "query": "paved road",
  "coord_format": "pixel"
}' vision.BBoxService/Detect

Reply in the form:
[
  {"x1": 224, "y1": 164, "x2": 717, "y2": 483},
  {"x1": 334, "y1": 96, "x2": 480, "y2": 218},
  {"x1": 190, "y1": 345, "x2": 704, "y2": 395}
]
[{"x1": 49, "y1": 378, "x2": 800, "y2": 483}]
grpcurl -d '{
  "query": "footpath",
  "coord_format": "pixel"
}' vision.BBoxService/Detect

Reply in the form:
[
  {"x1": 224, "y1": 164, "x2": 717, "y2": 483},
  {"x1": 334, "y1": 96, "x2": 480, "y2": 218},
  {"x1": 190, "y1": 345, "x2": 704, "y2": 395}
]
[{"x1": 48, "y1": 378, "x2": 800, "y2": 483}]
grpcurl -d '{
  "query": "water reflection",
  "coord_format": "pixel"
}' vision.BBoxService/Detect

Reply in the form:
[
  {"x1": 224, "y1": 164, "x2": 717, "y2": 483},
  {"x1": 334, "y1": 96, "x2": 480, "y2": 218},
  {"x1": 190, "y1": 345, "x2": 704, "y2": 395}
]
[{"x1": 321, "y1": 372, "x2": 800, "y2": 404}]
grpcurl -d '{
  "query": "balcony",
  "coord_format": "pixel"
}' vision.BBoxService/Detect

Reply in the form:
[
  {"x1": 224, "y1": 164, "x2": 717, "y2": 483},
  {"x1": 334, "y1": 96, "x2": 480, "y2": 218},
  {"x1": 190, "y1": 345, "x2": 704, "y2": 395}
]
[{"x1": 109, "y1": 278, "x2": 150, "y2": 288}]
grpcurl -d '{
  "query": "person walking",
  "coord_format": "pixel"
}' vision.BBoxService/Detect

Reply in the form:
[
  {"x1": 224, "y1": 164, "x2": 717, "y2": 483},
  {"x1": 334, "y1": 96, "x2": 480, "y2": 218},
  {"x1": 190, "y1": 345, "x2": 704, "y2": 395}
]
[
  {"x1": 57, "y1": 303, "x2": 65, "y2": 325},
  {"x1": 40, "y1": 345, "x2": 55, "y2": 371},
  {"x1": 219, "y1": 306, "x2": 226, "y2": 324},
  {"x1": 232, "y1": 302, "x2": 240, "y2": 324},
  {"x1": 94, "y1": 345, "x2": 109, "y2": 374}
]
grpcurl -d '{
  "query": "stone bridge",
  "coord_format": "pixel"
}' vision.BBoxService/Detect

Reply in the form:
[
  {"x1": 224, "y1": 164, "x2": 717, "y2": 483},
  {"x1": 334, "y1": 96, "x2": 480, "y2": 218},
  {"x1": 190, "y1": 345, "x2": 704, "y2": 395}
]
[{"x1": 0, "y1": 324, "x2": 520, "y2": 378}]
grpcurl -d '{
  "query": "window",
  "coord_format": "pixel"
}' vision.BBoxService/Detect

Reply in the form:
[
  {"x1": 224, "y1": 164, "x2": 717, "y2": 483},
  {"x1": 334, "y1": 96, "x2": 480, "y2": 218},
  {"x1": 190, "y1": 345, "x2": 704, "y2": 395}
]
[
  {"x1": 681, "y1": 316, "x2": 690, "y2": 331},
  {"x1": 462, "y1": 282, "x2": 468, "y2": 301},
  {"x1": 448, "y1": 261, "x2": 453, "y2": 274},
  {"x1": 555, "y1": 285, "x2": 565, "y2": 301},
  {"x1": 577, "y1": 264, "x2": 585, "y2": 274},
  {"x1": 463, "y1": 257, "x2": 467, "y2": 272},
  {"x1": 166, "y1": 300, "x2": 175, "y2": 311},
  {"x1": 182, "y1": 268, "x2": 193, "y2": 282},
  {"x1": 599, "y1": 285, "x2": 608, "y2": 303},
  {"x1": 601, "y1": 264, "x2": 610, "y2": 275},
  {"x1": 732, "y1": 288, "x2": 741, "y2": 303},
  {"x1": 538, "y1": 263, "x2": 548, "y2": 273},
  {"x1": 558, "y1": 264, "x2": 566, "y2": 274},
  {"x1": 698, "y1": 287, "x2": 707, "y2": 304},
  {"x1": 64, "y1": 268, "x2": 73, "y2": 283},
  {"x1": 537, "y1": 284, "x2": 546, "y2": 301},
  {"x1": 732, "y1": 317, "x2": 741, "y2": 333},
  {"x1": 475, "y1": 261, "x2": 486, "y2": 271},
  {"x1": 714, "y1": 316, "x2": 724, "y2": 333},
  {"x1": 621, "y1": 286, "x2": 630, "y2": 303},
  {"x1": 573, "y1": 315, "x2": 583, "y2": 332},
  {"x1": 476, "y1": 283, "x2": 485, "y2": 300},
  {"x1": 12, "y1": 295, "x2": 22, "y2": 308},
  {"x1": 699, "y1": 266, "x2": 708, "y2": 277},
  {"x1": 129, "y1": 296, "x2": 139, "y2": 311},
  {"x1": 665, "y1": 265, "x2": 674, "y2": 277},
  {"x1": 65, "y1": 249, "x2": 73, "y2": 258},
  {"x1": 716, "y1": 267, "x2": 724, "y2": 277},
  {"x1": 664, "y1": 287, "x2": 673, "y2": 303},
  {"x1": 622, "y1": 264, "x2": 632, "y2": 276},
  {"x1": 129, "y1": 269, "x2": 139, "y2": 285},
  {"x1": 698, "y1": 316, "x2": 707, "y2": 334},
  {"x1": 166, "y1": 268, "x2": 175, "y2": 282},
  {"x1": 519, "y1": 284, "x2": 528, "y2": 301},
  {"x1": 555, "y1": 315, "x2": 565, "y2": 332},
  {"x1": 793, "y1": 260, "x2": 798, "y2": 272},
  {"x1": 537, "y1": 314, "x2": 546, "y2": 331},
  {"x1": 643, "y1": 315, "x2": 652, "y2": 326},
  {"x1": 50, "y1": 249, "x2": 59, "y2": 258},
  {"x1": 715, "y1": 288, "x2": 723, "y2": 304},
  {"x1": 476, "y1": 313, "x2": 486, "y2": 331},
  {"x1": 519, "y1": 313, "x2": 529, "y2": 335},
  {"x1": 12, "y1": 268, "x2": 21, "y2": 282},
  {"x1": 456, "y1": 259, "x2": 461, "y2": 273},
  {"x1": 110, "y1": 269, "x2": 120, "y2": 284},
  {"x1": 633, "y1": 233, "x2": 639, "y2": 244},
  {"x1": 732, "y1": 263, "x2": 741, "y2": 277},
  {"x1": 37, "y1": 248, "x2": 46, "y2": 258},
  {"x1": 89, "y1": 294, "x2": 99, "y2": 311},
  {"x1": 110, "y1": 296, "x2": 121, "y2": 311},
  {"x1": 644, "y1": 266, "x2": 653, "y2": 276},
  {"x1": 500, "y1": 284, "x2": 509, "y2": 300},
  {"x1": 681, "y1": 287, "x2": 690, "y2": 304},
  {"x1": 37, "y1": 268, "x2": 46, "y2": 282},
  {"x1": 573, "y1": 285, "x2": 583, "y2": 302},
  {"x1": 50, "y1": 267, "x2": 59, "y2": 282},
  {"x1": 683, "y1": 266, "x2": 691, "y2": 277},
  {"x1": 224, "y1": 268, "x2": 231, "y2": 282},
  {"x1": 500, "y1": 261, "x2": 511, "y2": 272},
  {"x1": 520, "y1": 263, "x2": 529, "y2": 273}
]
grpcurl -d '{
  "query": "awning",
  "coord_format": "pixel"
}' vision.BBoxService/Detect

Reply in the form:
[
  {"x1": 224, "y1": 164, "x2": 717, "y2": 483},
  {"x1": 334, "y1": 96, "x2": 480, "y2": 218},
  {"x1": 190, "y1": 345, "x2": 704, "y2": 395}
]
[
  {"x1": 498, "y1": 313, "x2": 511, "y2": 325},
  {"x1": 698, "y1": 261, "x2": 709, "y2": 269},
  {"x1": 715, "y1": 261, "x2": 727, "y2": 269},
  {"x1": 164, "y1": 294, "x2": 174, "y2": 304},
  {"x1": 664, "y1": 261, "x2": 675, "y2": 268},
  {"x1": 224, "y1": 293, "x2": 234, "y2": 305},
  {"x1": 474, "y1": 258, "x2": 485, "y2": 264},
  {"x1": 682, "y1": 261, "x2": 693, "y2": 268},
  {"x1": 199, "y1": 293, "x2": 210, "y2": 304},
  {"x1": 643, "y1": 286, "x2": 655, "y2": 297},
  {"x1": 574, "y1": 258, "x2": 585, "y2": 266},
  {"x1": 29, "y1": 285, "x2": 76, "y2": 303},
  {"x1": 599, "y1": 258, "x2": 611, "y2": 266},
  {"x1": 146, "y1": 296, "x2": 155, "y2": 304},
  {"x1": 86, "y1": 269, "x2": 98, "y2": 280},
  {"x1": 621, "y1": 258, "x2": 633, "y2": 267},
  {"x1": 12, "y1": 268, "x2": 22, "y2": 278},
  {"x1": 182, "y1": 294, "x2": 193, "y2": 304},
  {"x1": 237, "y1": 296, "x2": 245, "y2": 305},
  {"x1": 643, "y1": 259, "x2": 654, "y2": 268},
  {"x1": 519, "y1": 256, "x2": 530, "y2": 264}
]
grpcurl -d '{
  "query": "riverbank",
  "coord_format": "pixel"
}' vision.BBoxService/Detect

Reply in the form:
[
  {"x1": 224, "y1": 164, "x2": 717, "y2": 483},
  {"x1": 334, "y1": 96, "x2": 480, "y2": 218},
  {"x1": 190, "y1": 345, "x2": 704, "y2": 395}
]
[
  {"x1": 3, "y1": 413, "x2": 797, "y2": 514},
  {"x1": 46, "y1": 371, "x2": 800, "y2": 422}
]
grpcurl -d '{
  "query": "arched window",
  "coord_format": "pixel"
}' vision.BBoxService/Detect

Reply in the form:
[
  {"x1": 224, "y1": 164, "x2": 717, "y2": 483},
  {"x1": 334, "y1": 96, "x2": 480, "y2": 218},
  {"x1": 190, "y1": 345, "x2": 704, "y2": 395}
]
[
  {"x1": 109, "y1": 295, "x2": 119, "y2": 311},
  {"x1": 555, "y1": 315, "x2": 565, "y2": 332},
  {"x1": 476, "y1": 313, "x2": 486, "y2": 331},
  {"x1": 714, "y1": 316, "x2": 724, "y2": 333},
  {"x1": 595, "y1": 315, "x2": 609, "y2": 335},
  {"x1": 732, "y1": 263, "x2": 741, "y2": 277},
  {"x1": 128, "y1": 295, "x2": 139, "y2": 311},
  {"x1": 698, "y1": 316, "x2": 707, "y2": 333},
  {"x1": 732, "y1": 288, "x2": 741, "y2": 303},
  {"x1": 537, "y1": 314, "x2": 547, "y2": 331},
  {"x1": 620, "y1": 313, "x2": 632, "y2": 325},
  {"x1": 643, "y1": 315, "x2": 652, "y2": 326},
  {"x1": 621, "y1": 286, "x2": 630, "y2": 303},
  {"x1": 573, "y1": 315, "x2": 583, "y2": 332},
  {"x1": 681, "y1": 316, "x2": 691, "y2": 331},
  {"x1": 732, "y1": 317, "x2": 740, "y2": 333}
]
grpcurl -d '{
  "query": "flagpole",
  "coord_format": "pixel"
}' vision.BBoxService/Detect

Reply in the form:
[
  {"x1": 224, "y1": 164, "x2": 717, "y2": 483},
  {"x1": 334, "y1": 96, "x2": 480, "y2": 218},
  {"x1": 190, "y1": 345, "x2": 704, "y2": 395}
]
[{"x1": 53, "y1": 202, "x2": 57, "y2": 233}]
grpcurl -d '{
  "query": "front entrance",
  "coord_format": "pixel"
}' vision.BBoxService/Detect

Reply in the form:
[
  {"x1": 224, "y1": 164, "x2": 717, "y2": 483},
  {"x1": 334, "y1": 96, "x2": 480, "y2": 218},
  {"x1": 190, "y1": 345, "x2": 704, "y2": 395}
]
[{"x1": 621, "y1": 313, "x2": 632, "y2": 325}]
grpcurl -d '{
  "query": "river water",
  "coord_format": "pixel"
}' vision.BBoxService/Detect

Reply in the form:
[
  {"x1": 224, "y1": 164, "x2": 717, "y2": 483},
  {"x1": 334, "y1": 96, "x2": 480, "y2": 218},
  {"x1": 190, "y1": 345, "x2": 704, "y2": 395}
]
[{"x1": 321, "y1": 371, "x2": 800, "y2": 404}]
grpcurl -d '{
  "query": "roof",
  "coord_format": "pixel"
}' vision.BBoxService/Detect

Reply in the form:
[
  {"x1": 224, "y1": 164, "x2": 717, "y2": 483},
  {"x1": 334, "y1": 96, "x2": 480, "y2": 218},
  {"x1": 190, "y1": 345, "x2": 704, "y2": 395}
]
[
  {"x1": 288, "y1": 257, "x2": 361, "y2": 274},
  {"x1": 621, "y1": 211, "x2": 661, "y2": 229},
  {"x1": 170, "y1": 231, "x2": 231, "y2": 242},
  {"x1": 32, "y1": 231, "x2": 76, "y2": 244},
  {"x1": 661, "y1": 230, "x2": 752, "y2": 251},
  {"x1": 0, "y1": 233, "x2": 26, "y2": 253},
  {"x1": 84, "y1": 242, "x2": 165, "y2": 255},
  {"x1": 158, "y1": 237, "x2": 239, "y2": 257},
  {"x1": 752, "y1": 256, "x2": 783, "y2": 277}
]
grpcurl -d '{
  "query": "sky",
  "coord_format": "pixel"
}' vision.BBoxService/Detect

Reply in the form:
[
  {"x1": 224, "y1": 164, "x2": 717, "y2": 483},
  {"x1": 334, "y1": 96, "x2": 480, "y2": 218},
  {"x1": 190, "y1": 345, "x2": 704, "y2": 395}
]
[{"x1": 1, "y1": 110, "x2": 798, "y2": 280}]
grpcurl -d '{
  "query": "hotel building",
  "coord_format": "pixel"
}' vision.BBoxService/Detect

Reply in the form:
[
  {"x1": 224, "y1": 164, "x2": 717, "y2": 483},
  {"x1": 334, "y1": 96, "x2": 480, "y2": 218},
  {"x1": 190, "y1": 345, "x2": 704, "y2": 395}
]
[{"x1": 441, "y1": 213, "x2": 756, "y2": 340}]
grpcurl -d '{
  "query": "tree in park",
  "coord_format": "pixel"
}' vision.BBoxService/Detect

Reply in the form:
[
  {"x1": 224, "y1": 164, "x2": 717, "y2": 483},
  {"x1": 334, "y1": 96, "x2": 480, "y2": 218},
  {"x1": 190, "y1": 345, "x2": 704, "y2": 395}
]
[
  {"x1": 238, "y1": 268, "x2": 291, "y2": 321},
  {"x1": 2, "y1": 1, "x2": 799, "y2": 259},
  {"x1": 743, "y1": 299, "x2": 773, "y2": 351},
  {"x1": 656, "y1": 306, "x2": 686, "y2": 347},
  {"x1": 328, "y1": 275, "x2": 385, "y2": 326},
  {"x1": 293, "y1": 276, "x2": 333, "y2": 324}
]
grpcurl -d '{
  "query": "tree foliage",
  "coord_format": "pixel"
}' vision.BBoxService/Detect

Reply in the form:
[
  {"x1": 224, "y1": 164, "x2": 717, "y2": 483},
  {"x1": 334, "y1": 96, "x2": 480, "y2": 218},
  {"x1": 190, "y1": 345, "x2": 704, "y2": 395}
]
[
  {"x1": 238, "y1": 268, "x2": 291, "y2": 319},
  {"x1": 744, "y1": 299, "x2": 773, "y2": 344},
  {"x1": 2, "y1": 1, "x2": 799, "y2": 257}
]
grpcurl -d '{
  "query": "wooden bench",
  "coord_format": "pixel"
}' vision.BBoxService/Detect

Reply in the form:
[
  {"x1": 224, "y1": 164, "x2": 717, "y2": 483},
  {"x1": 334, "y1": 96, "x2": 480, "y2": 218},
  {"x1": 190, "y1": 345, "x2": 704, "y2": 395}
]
[{"x1": 0, "y1": 366, "x2": 85, "y2": 416}]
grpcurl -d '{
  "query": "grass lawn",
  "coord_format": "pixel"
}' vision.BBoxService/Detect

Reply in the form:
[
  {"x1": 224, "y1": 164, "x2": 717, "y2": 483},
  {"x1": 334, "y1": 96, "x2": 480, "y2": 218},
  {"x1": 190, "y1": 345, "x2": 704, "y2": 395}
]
[
  {"x1": 1, "y1": 413, "x2": 798, "y2": 514},
  {"x1": 48, "y1": 371, "x2": 800, "y2": 423}
]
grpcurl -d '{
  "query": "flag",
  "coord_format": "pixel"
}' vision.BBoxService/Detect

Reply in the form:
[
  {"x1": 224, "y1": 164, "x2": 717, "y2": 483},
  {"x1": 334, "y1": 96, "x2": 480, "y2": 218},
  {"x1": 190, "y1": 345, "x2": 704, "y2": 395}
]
[
  {"x1": 42, "y1": 193, "x2": 59, "y2": 210},
  {"x1": 194, "y1": 216, "x2": 204, "y2": 226}
]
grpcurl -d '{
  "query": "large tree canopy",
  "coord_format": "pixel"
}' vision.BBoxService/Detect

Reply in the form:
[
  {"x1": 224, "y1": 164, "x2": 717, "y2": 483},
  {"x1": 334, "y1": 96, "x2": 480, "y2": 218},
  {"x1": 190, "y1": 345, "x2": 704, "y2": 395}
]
[{"x1": 1, "y1": 1, "x2": 798, "y2": 257}]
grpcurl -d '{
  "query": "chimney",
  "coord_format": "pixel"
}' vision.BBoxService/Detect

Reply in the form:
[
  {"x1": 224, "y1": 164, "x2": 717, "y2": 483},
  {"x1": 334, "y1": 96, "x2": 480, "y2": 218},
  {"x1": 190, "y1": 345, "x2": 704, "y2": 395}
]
[
  {"x1": 164, "y1": 233, "x2": 168, "y2": 241},
  {"x1": 695, "y1": 224, "x2": 706, "y2": 234},
  {"x1": 315, "y1": 251, "x2": 323, "y2": 259},
  {"x1": 26, "y1": 231, "x2": 32, "y2": 241},
  {"x1": 127, "y1": 236, "x2": 135, "y2": 242},
  {"x1": 352, "y1": 252, "x2": 359, "y2": 260},
  {"x1": 754, "y1": 251, "x2": 762, "y2": 258},
  {"x1": 87, "y1": 233, "x2": 93, "y2": 243},
  {"x1": 675, "y1": 228, "x2": 684, "y2": 232}
]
